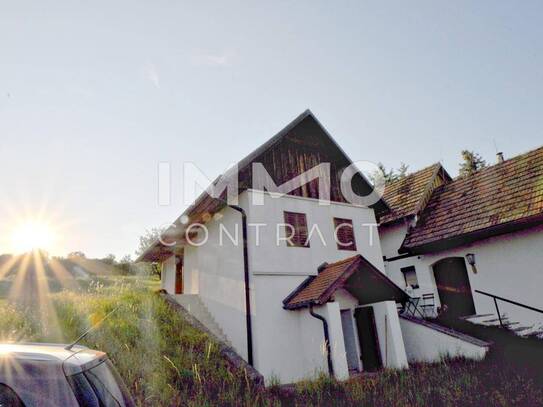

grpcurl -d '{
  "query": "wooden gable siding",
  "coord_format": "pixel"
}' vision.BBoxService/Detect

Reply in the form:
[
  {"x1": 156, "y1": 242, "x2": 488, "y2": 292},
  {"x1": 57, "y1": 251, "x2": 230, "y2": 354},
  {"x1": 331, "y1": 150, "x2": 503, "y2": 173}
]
[{"x1": 240, "y1": 115, "x2": 374, "y2": 204}]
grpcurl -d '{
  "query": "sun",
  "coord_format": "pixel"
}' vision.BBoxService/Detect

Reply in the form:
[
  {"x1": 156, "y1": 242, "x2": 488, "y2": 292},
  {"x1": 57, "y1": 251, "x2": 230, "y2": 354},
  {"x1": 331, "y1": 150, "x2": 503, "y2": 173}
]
[{"x1": 11, "y1": 220, "x2": 57, "y2": 253}]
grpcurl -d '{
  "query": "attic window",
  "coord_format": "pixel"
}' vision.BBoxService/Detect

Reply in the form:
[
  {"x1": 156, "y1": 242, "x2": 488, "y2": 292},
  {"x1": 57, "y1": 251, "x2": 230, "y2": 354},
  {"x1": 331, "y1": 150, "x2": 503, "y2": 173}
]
[
  {"x1": 333, "y1": 218, "x2": 356, "y2": 251},
  {"x1": 401, "y1": 266, "x2": 419, "y2": 289},
  {"x1": 284, "y1": 211, "x2": 310, "y2": 248}
]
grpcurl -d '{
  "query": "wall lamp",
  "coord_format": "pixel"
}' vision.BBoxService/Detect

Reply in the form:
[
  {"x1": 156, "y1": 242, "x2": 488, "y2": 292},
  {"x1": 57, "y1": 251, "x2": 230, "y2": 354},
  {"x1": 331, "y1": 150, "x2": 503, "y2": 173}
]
[{"x1": 465, "y1": 253, "x2": 477, "y2": 274}]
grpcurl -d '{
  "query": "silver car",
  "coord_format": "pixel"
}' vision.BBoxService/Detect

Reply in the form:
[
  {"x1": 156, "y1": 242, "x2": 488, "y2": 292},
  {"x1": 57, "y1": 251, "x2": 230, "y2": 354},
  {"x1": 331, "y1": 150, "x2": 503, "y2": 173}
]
[{"x1": 0, "y1": 343, "x2": 134, "y2": 407}]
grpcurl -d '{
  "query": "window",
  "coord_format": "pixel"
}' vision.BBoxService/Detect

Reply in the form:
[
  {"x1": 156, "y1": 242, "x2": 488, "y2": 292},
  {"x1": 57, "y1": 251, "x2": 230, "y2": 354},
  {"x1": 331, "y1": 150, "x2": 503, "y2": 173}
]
[
  {"x1": 0, "y1": 384, "x2": 24, "y2": 407},
  {"x1": 283, "y1": 211, "x2": 309, "y2": 247},
  {"x1": 401, "y1": 266, "x2": 419, "y2": 289},
  {"x1": 68, "y1": 359, "x2": 135, "y2": 407},
  {"x1": 333, "y1": 218, "x2": 356, "y2": 251}
]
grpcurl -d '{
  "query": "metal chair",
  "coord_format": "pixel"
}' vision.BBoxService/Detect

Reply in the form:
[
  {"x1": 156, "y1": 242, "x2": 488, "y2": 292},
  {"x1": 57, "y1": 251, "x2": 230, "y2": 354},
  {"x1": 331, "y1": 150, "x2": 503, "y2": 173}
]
[{"x1": 420, "y1": 293, "x2": 436, "y2": 318}]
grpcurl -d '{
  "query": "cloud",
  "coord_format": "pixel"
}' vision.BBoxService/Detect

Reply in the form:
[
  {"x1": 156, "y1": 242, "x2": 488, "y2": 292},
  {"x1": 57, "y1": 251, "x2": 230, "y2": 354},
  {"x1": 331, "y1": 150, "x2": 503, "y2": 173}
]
[
  {"x1": 191, "y1": 50, "x2": 234, "y2": 67},
  {"x1": 144, "y1": 63, "x2": 160, "y2": 88}
]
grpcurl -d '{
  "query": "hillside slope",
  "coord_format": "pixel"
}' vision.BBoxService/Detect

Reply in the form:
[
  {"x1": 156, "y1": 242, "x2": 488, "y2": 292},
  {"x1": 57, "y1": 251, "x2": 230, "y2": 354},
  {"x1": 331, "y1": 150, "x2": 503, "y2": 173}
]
[{"x1": 0, "y1": 278, "x2": 541, "y2": 406}]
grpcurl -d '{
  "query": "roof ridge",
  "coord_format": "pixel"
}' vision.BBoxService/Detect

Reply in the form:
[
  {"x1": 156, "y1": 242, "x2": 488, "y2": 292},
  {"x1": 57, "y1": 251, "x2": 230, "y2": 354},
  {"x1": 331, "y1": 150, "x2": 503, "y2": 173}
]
[
  {"x1": 384, "y1": 162, "x2": 441, "y2": 190},
  {"x1": 321, "y1": 254, "x2": 361, "y2": 268}
]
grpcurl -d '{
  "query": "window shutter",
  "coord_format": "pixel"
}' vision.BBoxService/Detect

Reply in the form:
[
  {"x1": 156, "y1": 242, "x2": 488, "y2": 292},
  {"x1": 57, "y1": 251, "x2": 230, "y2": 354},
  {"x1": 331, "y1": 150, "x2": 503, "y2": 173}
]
[
  {"x1": 283, "y1": 211, "x2": 310, "y2": 247},
  {"x1": 333, "y1": 218, "x2": 356, "y2": 251}
]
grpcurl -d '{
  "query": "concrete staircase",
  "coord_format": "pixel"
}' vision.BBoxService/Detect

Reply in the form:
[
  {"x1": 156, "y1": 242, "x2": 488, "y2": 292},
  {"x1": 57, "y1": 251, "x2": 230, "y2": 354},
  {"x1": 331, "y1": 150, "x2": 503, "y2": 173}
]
[
  {"x1": 173, "y1": 294, "x2": 232, "y2": 346},
  {"x1": 463, "y1": 313, "x2": 543, "y2": 338}
]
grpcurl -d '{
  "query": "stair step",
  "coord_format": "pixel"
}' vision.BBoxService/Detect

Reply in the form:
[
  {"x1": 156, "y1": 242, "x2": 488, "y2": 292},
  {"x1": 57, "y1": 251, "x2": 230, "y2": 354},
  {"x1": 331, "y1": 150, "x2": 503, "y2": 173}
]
[
  {"x1": 519, "y1": 327, "x2": 543, "y2": 337},
  {"x1": 173, "y1": 295, "x2": 231, "y2": 345},
  {"x1": 511, "y1": 326, "x2": 533, "y2": 332},
  {"x1": 481, "y1": 318, "x2": 509, "y2": 324},
  {"x1": 462, "y1": 313, "x2": 494, "y2": 321}
]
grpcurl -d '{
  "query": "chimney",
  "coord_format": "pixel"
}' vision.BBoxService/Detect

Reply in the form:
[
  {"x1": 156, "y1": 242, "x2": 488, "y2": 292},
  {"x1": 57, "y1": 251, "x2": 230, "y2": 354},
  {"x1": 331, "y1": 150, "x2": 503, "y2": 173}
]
[{"x1": 496, "y1": 152, "x2": 504, "y2": 164}]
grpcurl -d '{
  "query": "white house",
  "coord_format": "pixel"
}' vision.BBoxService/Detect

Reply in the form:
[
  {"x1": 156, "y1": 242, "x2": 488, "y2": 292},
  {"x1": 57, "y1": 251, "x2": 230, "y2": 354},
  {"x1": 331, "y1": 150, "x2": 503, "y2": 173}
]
[
  {"x1": 138, "y1": 111, "x2": 489, "y2": 384},
  {"x1": 379, "y1": 149, "x2": 543, "y2": 334}
]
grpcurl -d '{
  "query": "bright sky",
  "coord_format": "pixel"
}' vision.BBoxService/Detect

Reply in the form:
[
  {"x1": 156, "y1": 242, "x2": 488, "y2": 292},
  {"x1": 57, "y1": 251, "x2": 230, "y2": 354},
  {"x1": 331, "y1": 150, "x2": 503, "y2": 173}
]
[{"x1": 1, "y1": 1, "x2": 542, "y2": 258}]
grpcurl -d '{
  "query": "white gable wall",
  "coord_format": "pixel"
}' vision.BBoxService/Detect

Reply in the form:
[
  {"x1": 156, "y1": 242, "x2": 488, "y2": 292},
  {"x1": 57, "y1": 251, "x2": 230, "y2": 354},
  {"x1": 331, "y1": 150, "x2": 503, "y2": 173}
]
[
  {"x1": 245, "y1": 189, "x2": 385, "y2": 275},
  {"x1": 379, "y1": 222, "x2": 409, "y2": 260},
  {"x1": 243, "y1": 190, "x2": 386, "y2": 383}
]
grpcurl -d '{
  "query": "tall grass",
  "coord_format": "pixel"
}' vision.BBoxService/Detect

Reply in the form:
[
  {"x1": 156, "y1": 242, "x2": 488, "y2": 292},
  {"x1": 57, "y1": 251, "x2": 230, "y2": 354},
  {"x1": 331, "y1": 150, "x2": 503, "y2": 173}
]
[{"x1": 0, "y1": 278, "x2": 541, "y2": 406}]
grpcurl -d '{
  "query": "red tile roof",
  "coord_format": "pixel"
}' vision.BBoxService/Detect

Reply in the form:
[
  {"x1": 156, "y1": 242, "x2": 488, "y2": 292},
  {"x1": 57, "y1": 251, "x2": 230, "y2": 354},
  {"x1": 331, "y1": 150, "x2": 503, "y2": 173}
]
[
  {"x1": 380, "y1": 164, "x2": 445, "y2": 225},
  {"x1": 402, "y1": 146, "x2": 543, "y2": 252},
  {"x1": 283, "y1": 256, "x2": 360, "y2": 309},
  {"x1": 283, "y1": 255, "x2": 407, "y2": 310}
]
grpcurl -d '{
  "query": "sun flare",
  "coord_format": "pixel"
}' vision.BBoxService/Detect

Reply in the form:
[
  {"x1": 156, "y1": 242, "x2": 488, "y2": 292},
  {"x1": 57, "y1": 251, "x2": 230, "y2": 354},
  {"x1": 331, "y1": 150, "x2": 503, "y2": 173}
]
[{"x1": 10, "y1": 220, "x2": 57, "y2": 253}]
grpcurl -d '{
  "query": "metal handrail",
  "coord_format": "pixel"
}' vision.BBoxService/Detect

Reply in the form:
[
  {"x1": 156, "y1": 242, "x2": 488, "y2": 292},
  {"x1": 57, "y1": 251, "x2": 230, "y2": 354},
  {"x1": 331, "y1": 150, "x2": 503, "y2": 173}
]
[{"x1": 474, "y1": 289, "x2": 543, "y2": 328}]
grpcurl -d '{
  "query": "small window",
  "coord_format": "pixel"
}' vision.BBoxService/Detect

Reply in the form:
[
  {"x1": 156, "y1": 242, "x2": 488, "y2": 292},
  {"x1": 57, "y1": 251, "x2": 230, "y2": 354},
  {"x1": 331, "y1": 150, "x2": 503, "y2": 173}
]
[
  {"x1": 401, "y1": 266, "x2": 419, "y2": 289},
  {"x1": 283, "y1": 211, "x2": 310, "y2": 247},
  {"x1": 333, "y1": 218, "x2": 356, "y2": 251}
]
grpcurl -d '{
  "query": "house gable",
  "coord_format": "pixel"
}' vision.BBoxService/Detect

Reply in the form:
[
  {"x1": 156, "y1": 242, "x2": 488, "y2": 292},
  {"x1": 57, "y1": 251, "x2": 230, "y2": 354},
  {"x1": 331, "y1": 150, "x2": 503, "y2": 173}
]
[
  {"x1": 283, "y1": 254, "x2": 408, "y2": 310},
  {"x1": 380, "y1": 163, "x2": 451, "y2": 226},
  {"x1": 138, "y1": 110, "x2": 389, "y2": 262}
]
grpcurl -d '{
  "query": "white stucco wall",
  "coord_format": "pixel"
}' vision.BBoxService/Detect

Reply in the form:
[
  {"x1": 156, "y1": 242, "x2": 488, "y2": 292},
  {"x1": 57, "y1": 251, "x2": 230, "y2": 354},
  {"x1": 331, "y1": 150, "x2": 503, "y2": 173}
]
[
  {"x1": 379, "y1": 222, "x2": 409, "y2": 260},
  {"x1": 162, "y1": 190, "x2": 390, "y2": 384},
  {"x1": 251, "y1": 274, "x2": 328, "y2": 383},
  {"x1": 161, "y1": 255, "x2": 176, "y2": 294},
  {"x1": 245, "y1": 189, "x2": 385, "y2": 276},
  {"x1": 380, "y1": 223, "x2": 543, "y2": 328},
  {"x1": 324, "y1": 302, "x2": 350, "y2": 380},
  {"x1": 400, "y1": 317, "x2": 488, "y2": 362},
  {"x1": 243, "y1": 190, "x2": 387, "y2": 383},
  {"x1": 361, "y1": 301, "x2": 408, "y2": 370},
  {"x1": 184, "y1": 206, "x2": 248, "y2": 360}
]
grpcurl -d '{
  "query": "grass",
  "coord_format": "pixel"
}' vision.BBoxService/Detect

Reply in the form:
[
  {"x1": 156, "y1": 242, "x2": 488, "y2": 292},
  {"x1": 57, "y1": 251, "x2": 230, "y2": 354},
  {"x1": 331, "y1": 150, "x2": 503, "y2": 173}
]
[{"x1": 1, "y1": 277, "x2": 542, "y2": 406}]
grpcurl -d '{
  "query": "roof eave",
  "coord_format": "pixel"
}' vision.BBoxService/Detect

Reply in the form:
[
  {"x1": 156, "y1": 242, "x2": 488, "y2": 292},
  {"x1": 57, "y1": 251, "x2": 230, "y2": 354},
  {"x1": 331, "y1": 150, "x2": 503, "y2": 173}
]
[{"x1": 401, "y1": 212, "x2": 543, "y2": 254}]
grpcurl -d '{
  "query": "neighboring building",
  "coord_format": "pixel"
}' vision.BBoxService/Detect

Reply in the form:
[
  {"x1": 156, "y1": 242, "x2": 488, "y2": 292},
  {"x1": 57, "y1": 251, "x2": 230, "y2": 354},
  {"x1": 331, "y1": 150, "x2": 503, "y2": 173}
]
[
  {"x1": 380, "y1": 147, "x2": 543, "y2": 333},
  {"x1": 138, "y1": 110, "x2": 488, "y2": 384}
]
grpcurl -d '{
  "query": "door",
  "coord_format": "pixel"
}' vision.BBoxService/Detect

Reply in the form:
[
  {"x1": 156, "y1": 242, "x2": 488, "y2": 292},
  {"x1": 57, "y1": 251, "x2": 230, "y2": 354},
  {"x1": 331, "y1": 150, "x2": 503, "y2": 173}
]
[
  {"x1": 354, "y1": 307, "x2": 382, "y2": 371},
  {"x1": 340, "y1": 310, "x2": 360, "y2": 372},
  {"x1": 175, "y1": 257, "x2": 183, "y2": 294},
  {"x1": 433, "y1": 257, "x2": 475, "y2": 317}
]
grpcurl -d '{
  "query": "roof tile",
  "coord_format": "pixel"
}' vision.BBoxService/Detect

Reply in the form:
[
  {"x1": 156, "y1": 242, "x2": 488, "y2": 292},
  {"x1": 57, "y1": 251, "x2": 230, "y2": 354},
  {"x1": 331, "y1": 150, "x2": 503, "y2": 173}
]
[
  {"x1": 403, "y1": 146, "x2": 543, "y2": 249},
  {"x1": 380, "y1": 164, "x2": 443, "y2": 224}
]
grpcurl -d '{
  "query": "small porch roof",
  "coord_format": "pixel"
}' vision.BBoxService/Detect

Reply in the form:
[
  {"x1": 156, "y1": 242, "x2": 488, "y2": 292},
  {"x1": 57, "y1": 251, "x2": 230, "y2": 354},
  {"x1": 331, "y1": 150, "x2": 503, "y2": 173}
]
[{"x1": 283, "y1": 255, "x2": 408, "y2": 310}]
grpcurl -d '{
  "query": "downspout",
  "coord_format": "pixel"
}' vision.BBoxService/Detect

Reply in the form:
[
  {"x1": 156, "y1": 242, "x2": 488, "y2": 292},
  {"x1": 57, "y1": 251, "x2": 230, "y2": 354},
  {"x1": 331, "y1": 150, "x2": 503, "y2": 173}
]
[
  {"x1": 309, "y1": 305, "x2": 334, "y2": 377},
  {"x1": 228, "y1": 204, "x2": 254, "y2": 367}
]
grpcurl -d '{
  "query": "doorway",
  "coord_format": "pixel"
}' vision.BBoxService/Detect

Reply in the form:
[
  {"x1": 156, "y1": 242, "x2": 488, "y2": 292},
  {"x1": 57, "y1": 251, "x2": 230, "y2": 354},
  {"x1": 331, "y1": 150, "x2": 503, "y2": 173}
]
[
  {"x1": 433, "y1": 257, "x2": 475, "y2": 317},
  {"x1": 340, "y1": 310, "x2": 360, "y2": 372},
  {"x1": 175, "y1": 257, "x2": 183, "y2": 294},
  {"x1": 354, "y1": 307, "x2": 382, "y2": 371}
]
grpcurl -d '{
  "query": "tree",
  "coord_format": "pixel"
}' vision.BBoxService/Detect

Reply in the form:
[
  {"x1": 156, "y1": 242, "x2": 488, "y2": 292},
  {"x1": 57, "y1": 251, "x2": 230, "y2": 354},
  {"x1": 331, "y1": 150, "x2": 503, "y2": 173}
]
[
  {"x1": 135, "y1": 228, "x2": 164, "y2": 278},
  {"x1": 397, "y1": 163, "x2": 409, "y2": 179},
  {"x1": 101, "y1": 253, "x2": 116, "y2": 265},
  {"x1": 370, "y1": 162, "x2": 410, "y2": 185},
  {"x1": 116, "y1": 254, "x2": 133, "y2": 275},
  {"x1": 135, "y1": 227, "x2": 163, "y2": 257},
  {"x1": 459, "y1": 150, "x2": 487, "y2": 177}
]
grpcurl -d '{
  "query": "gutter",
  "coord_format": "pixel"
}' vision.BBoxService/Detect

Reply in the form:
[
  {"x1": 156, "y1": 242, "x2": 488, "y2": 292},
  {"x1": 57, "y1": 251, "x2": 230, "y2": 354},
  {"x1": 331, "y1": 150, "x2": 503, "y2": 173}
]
[
  {"x1": 309, "y1": 305, "x2": 334, "y2": 377},
  {"x1": 227, "y1": 204, "x2": 254, "y2": 367}
]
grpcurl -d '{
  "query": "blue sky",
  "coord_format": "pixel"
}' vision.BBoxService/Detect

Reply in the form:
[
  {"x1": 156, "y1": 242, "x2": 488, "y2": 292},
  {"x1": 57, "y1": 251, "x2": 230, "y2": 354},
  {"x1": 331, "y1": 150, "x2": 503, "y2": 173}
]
[{"x1": 1, "y1": 1, "x2": 542, "y2": 258}]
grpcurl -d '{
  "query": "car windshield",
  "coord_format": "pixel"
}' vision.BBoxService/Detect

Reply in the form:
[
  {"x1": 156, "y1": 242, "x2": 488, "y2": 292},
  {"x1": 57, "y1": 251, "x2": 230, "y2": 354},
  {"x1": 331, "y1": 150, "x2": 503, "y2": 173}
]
[{"x1": 68, "y1": 359, "x2": 134, "y2": 407}]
